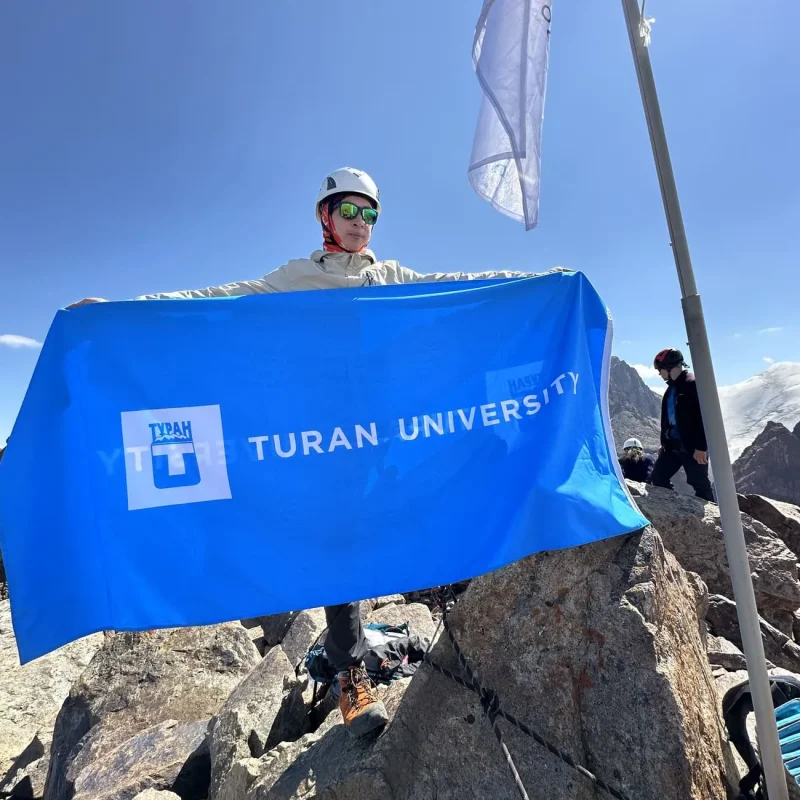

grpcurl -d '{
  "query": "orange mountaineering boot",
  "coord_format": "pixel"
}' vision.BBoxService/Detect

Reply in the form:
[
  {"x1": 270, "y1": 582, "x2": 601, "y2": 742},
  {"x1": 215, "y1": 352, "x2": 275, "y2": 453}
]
[{"x1": 338, "y1": 664, "x2": 389, "y2": 738}]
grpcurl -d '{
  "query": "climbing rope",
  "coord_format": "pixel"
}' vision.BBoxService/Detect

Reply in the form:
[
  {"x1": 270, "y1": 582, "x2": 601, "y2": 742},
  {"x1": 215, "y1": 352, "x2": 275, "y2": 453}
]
[{"x1": 424, "y1": 588, "x2": 632, "y2": 800}]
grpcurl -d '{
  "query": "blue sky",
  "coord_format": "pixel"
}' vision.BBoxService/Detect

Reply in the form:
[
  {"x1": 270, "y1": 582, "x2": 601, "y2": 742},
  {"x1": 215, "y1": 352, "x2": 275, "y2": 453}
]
[{"x1": 1, "y1": 0, "x2": 798, "y2": 444}]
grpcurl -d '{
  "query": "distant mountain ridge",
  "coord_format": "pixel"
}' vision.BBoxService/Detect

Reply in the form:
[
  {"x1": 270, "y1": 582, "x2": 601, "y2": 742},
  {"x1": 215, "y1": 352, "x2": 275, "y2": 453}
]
[
  {"x1": 732, "y1": 420, "x2": 800, "y2": 505},
  {"x1": 608, "y1": 356, "x2": 662, "y2": 452}
]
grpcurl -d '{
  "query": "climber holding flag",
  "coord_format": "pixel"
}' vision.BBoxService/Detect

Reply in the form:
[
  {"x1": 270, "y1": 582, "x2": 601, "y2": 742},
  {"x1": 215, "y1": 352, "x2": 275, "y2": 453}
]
[{"x1": 67, "y1": 167, "x2": 565, "y2": 738}]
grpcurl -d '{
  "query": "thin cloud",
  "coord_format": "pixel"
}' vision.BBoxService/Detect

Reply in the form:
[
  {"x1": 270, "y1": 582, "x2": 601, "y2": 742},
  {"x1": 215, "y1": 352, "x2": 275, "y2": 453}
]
[
  {"x1": 0, "y1": 334, "x2": 42, "y2": 349},
  {"x1": 631, "y1": 363, "x2": 659, "y2": 381},
  {"x1": 732, "y1": 333, "x2": 743, "y2": 339},
  {"x1": 763, "y1": 356, "x2": 775, "y2": 364},
  {"x1": 759, "y1": 327, "x2": 782, "y2": 335}
]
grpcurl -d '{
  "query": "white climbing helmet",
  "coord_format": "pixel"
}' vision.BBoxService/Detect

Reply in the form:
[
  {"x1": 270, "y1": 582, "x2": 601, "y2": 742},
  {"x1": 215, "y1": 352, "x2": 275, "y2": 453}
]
[
  {"x1": 315, "y1": 167, "x2": 381, "y2": 220},
  {"x1": 623, "y1": 438, "x2": 644, "y2": 450}
]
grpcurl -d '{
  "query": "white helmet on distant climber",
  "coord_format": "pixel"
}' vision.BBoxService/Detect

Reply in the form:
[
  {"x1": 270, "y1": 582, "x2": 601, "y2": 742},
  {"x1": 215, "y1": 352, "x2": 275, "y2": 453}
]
[
  {"x1": 623, "y1": 438, "x2": 644, "y2": 450},
  {"x1": 315, "y1": 168, "x2": 381, "y2": 220}
]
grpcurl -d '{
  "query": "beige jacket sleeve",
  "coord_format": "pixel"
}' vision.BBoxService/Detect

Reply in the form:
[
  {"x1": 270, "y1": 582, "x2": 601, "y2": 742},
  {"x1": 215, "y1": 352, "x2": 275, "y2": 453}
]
[
  {"x1": 395, "y1": 265, "x2": 567, "y2": 283},
  {"x1": 136, "y1": 277, "x2": 276, "y2": 300}
]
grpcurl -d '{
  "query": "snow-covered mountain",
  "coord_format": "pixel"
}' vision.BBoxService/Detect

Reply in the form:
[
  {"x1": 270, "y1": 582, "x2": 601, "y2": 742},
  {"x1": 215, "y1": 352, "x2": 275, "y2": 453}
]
[{"x1": 719, "y1": 362, "x2": 800, "y2": 462}]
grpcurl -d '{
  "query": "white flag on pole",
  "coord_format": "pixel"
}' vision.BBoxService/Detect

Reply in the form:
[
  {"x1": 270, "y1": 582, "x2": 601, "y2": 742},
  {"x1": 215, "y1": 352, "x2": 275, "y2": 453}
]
[{"x1": 469, "y1": 0, "x2": 552, "y2": 230}]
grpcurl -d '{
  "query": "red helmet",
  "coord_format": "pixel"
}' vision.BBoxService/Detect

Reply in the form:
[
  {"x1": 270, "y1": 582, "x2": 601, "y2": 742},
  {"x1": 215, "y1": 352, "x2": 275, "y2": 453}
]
[{"x1": 653, "y1": 348, "x2": 686, "y2": 371}]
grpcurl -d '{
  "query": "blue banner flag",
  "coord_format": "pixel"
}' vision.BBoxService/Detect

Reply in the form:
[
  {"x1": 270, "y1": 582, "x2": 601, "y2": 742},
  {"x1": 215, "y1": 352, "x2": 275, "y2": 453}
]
[{"x1": 0, "y1": 272, "x2": 646, "y2": 662}]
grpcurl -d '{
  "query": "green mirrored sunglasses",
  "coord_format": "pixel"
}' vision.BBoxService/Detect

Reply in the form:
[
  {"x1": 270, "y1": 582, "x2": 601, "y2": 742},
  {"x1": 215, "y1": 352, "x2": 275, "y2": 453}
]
[{"x1": 336, "y1": 201, "x2": 379, "y2": 226}]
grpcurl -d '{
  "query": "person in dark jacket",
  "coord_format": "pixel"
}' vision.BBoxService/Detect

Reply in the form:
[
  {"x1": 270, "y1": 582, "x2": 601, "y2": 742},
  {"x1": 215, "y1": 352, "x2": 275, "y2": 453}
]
[
  {"x1": 618, "y1": 437, "x2": 656, "y2": 482},
  {"x1": 650, "y1": 348, "x2": 714, "y2": 501}
]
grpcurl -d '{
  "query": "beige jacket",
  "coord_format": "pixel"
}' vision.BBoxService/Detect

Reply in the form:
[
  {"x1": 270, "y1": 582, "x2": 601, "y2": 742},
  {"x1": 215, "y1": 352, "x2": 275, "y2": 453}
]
[{"x1": 136, "y1": 250, "x2": 549, "y2": 299}]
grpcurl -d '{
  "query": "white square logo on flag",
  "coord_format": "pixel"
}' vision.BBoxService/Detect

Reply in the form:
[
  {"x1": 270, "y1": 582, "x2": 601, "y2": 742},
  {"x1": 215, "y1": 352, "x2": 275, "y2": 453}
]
[{"x1": 121, "y1": 404, "x2": 232, "y2": 510}]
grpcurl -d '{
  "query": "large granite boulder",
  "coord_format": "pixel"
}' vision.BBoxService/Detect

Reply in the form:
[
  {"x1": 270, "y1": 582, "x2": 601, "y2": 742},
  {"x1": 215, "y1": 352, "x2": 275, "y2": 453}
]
[
  {"x1": 43, "y1": 624, "x2": 260, "y2": 800},
  {"x1": 71, "y1": 719, "x2": 209, "y2": 800},
  {"x1": 232, "y1": 527, "x2": 731, "y2": 799},
  {"x1": 209, "y1": 646, "x2": 308, "y2": 800},
  {"x1": 738, "y1": 494, "x2": 800, "y2": 559},
  {"x1": 0, "y1": 600, "x2": 101, "y2": 795},
  {"x1": 706, "y1": 594, "x2": 800, "y2": 674},
  {"x1": 631, "y1": 483, "x2": 800, "y2": 619}
]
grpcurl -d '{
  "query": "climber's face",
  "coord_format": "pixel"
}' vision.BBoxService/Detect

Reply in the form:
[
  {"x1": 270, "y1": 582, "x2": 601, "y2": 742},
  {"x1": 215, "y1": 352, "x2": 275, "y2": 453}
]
[{"x1": 332, "y1": 195, "x2": 375, "y2": 252}]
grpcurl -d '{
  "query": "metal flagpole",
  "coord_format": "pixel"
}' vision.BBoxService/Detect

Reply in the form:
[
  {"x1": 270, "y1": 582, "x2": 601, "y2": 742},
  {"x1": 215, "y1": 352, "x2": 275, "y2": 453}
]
[{"x1": 619, "y1": 0, "x2": 789, "y2": 797}]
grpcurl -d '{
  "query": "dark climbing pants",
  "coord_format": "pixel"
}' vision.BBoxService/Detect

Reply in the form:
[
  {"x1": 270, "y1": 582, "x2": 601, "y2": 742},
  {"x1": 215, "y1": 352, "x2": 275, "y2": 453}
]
[
  {"x1": 324, "y1": 602, "x2": 367, "y2": 673},
  {"x1": 651, "y1": 446, "x2": 715, "y2": 502}
]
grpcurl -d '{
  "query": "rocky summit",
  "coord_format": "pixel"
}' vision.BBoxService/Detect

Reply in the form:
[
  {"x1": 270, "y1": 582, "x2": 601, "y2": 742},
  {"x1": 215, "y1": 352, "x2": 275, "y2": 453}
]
[{"x1": 5, "y1": 486, "x2": 800, "y2": 797}]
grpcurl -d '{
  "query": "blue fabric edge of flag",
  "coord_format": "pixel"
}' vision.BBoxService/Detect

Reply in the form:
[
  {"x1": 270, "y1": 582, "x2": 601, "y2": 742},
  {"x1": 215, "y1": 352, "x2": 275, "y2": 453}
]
[{"x1": 600, "y1": 305, "x2": 647, "y2": 519}]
